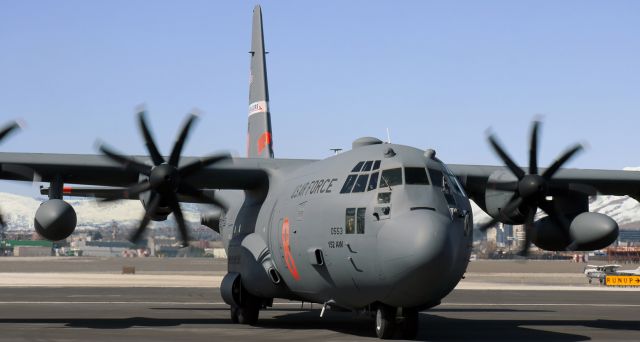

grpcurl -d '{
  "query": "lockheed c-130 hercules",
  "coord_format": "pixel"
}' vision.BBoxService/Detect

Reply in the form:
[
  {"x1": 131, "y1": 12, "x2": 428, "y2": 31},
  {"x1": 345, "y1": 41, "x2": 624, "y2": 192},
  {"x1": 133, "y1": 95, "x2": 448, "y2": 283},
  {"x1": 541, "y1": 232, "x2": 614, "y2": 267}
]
[{"x1": 0, "y1": 5, "x2": 638, "y2": 340}]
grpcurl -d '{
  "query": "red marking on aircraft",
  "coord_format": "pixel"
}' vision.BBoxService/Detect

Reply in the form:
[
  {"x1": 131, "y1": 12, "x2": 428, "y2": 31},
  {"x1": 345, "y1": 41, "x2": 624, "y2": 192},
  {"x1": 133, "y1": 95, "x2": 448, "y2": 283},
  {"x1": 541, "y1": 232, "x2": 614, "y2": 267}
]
[
  {"x1": 257, "y1": 131, "x2": 271, "y2": 155},
  {"x1": 281, "y1": 217, "x2": 300, "y2": 281}
]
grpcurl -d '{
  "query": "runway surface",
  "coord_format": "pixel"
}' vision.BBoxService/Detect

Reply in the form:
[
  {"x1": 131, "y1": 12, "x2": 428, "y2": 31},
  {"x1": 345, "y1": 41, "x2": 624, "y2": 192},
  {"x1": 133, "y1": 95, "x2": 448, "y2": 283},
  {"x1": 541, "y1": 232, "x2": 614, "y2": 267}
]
[{"x1": 0, "y1": 258, "x2": 638, "y2": 341}]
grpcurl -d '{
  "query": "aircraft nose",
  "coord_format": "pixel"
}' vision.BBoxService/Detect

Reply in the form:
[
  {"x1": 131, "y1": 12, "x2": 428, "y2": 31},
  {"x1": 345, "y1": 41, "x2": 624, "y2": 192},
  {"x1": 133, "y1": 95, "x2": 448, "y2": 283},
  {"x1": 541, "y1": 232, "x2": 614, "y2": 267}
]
[{"x1": 377, "y1": 210, "x2": 459, "y2": 307}]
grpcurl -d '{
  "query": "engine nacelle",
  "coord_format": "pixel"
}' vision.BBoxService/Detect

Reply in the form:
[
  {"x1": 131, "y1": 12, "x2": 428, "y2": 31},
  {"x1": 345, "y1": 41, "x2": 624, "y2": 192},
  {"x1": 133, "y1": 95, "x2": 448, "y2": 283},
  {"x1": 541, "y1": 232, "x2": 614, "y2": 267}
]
[
  {"x1": 533, "y1": 212, "x2": 618, "y2": 251},
  {"x1": 34, "y1": 199, "x2": 77, "y2": 241}
]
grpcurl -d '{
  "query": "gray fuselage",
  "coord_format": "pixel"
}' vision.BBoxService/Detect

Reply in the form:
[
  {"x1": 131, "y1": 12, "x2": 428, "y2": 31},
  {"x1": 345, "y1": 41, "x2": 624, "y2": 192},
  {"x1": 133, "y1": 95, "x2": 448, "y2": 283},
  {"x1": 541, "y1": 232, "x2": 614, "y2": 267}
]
[{"x1": 220, "y1": 142, "x2": 473, "y2": 310}]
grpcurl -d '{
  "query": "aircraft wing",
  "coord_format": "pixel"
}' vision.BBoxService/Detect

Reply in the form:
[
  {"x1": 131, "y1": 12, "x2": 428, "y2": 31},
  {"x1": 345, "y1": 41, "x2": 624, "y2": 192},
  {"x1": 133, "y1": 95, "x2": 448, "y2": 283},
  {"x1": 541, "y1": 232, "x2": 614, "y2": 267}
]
[
  {"x1": 448, "y1": 164, "x2": 640, "y2": 201},
  {"x1": 0, "y1": 152, "x2": 270, "y2": 191}
]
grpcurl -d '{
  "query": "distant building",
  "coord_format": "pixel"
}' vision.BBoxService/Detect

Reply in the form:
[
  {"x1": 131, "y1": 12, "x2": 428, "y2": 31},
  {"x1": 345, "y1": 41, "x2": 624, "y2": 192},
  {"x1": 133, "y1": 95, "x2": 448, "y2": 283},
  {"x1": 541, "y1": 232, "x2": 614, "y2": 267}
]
[
  {"x1": 618, "y1": 230, "x2": 640, "y2": 245},
  {"x1": 72, "y1": 240, "x2": 136, "y2": 257},
  {"x1": 5, "y1": 240, "x2": 53, "y2": 257}
]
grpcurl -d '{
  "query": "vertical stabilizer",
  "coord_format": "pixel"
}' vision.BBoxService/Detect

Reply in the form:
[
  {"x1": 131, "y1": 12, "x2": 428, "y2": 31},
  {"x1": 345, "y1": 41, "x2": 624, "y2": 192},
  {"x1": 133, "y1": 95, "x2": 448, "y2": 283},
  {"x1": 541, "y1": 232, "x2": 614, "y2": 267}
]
[{"x1": 247, "y1": 5, "x2": 274, "y2": 158}]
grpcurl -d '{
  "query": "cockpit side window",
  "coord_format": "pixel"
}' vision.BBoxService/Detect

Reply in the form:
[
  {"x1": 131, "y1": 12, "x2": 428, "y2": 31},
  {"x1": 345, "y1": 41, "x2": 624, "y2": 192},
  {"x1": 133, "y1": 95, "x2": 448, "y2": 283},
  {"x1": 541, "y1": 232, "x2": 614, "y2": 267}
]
[
  {"x1": 351, "y1": 161, "x2": 365, "y2": 172},
  {"x1": 372, "y1": 160, "x2": 381, "y2": 170},
  {"x1": 442, "y1": 164, "x2": 467, "y2": 196},
  {"x1": 380, "y1": 168, "x2": 402, "y2": 188},
  {"x1": 428, "y1": 169, "x2": 444, "y2": 188},
  {"x1": 405, "y1": 167, "x2": 430, "y2": 185},
  {"x1": 368, "y1": 172, "x2": 379, "y2": 191},
  {"x1": 340, "y1": 174, "x2": 358, "y2": 194},
  {"x1": 352, "y1": 174, "x2": 369, "y2": 193},
  {"x1": 362, "y1": 161, "x2": 373, "y2": 172}
]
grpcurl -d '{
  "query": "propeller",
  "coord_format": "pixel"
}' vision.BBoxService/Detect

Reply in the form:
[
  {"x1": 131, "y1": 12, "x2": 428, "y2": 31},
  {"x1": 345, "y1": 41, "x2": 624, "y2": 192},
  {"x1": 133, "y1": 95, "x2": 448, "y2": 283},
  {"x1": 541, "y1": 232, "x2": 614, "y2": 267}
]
[
  {"x1": 97, "y1": 109, "x2": 231, "y2": 247},
  {"x1": 479, "y1": 120, "x2": 584, "y2": 256},
  {"x1": 0, "y1": 121, "x2": 21, "y2": 228}
]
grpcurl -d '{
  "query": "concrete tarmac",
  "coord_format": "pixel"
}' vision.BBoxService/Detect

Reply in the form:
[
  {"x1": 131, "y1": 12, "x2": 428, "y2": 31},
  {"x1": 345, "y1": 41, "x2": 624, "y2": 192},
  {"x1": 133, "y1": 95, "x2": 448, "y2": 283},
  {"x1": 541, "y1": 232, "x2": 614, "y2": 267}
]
[{"x1": 0, "y1": 258, "x2": 638, "y2": 341}]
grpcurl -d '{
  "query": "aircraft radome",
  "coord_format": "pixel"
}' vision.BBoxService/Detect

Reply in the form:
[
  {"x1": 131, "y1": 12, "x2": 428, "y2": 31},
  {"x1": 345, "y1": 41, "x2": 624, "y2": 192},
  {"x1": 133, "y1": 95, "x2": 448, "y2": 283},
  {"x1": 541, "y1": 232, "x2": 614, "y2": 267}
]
[{"x1": 0, "y1": 5, "x2": 638, "y2": 340}]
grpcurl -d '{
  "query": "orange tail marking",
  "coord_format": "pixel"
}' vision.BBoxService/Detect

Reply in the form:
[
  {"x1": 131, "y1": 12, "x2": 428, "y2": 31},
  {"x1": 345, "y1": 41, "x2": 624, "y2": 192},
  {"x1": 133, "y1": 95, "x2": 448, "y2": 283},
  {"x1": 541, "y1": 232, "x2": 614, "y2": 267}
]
[{"x1": 257, "y1": 131, "x2": 272, "y2": 155}]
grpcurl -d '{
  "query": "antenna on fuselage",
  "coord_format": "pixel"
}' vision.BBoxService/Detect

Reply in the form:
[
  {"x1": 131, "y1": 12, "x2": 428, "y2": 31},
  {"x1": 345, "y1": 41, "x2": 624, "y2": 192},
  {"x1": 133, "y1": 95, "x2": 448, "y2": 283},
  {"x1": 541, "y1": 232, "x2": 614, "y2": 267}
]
[
  {"x1": 386, "y1": 128, "x2": 391, "y2": 143},
  {"x1": 330, "y1": 148, "x2": 342, "y2": 155}
]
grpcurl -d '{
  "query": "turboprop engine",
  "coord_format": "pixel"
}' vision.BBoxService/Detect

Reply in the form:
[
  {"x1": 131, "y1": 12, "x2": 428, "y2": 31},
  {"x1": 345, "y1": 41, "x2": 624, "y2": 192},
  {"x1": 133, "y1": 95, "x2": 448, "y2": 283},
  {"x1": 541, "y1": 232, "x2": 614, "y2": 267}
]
[
  {"x1": 479, "y1": 120, "x2": 619, "y2": 254},
  {"x1": 34, "y1": 199, "x2": 77, "y2": 241}
]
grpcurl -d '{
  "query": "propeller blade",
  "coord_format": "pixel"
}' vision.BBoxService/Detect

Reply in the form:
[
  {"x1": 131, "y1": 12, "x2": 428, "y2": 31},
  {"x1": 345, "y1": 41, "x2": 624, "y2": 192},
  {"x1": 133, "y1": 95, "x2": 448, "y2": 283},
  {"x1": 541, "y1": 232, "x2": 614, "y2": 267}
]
[
  {"x1": 0, "y1": 122, "x2": 20, "y2": 142},
  {"x1": 488, "y1": 134, "x2": 525, "y2": 180},
  {"x1": 538, "y1": 200, "x2": 572, "y2": 243},
  {"x1": 548, "y1": 183, "x2": 598, "y2": 197},
  {"x1": 178, "y1": 183, "x2": 228, "y2": 211},
  {"x1": 529, "y1": 121, "x2": 540, "y2": 175},
  {"x1": 518, "y1": 208, "x2": 536, "y2": 257},
  {"x1": 542, "y1": 144, "x2": 583, "y2": 180},
  {"x1": 179, "y1": 153, "x2": 232, "y2": 178},
  {"x1": 99, "y1": 181, "x2": 152, "y2": 202},
  {"x1": 0, "y1": 213, "x2": 5, "y2": 228},
  {"x1": 98, "y1": 144, "x2": 152, "y2": 176},
  {"x1": 168, "y1": 114, "x2": 198, "y2": 166},
  {"x1": 167, "y1": 194, "x2": 190, "y2": 247},
  {"x1": 479, "y1": 196, "x2": 523, "y2": 232},
  {"x1": 130, "y1": 193, "x2": 161, "y2": 243},
  {"x1": 137, "y1": 110, "x2": 165, "y2": 166}
]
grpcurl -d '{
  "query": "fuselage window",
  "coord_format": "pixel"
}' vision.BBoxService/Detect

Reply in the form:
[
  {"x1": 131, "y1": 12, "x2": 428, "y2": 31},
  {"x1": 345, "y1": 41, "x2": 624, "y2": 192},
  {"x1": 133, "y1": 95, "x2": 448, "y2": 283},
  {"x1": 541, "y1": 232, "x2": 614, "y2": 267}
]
[
  {"x1": 362, "y1": 161, "x2": 373, "y2": 172},
  {"x1": 345, "y1": 208, "x2": 356, "y2": 234},
  {"x1": 405, "y1": 167, "x2": 430, "y2": 185},
  {"x1": 372, "y1": 160, "x2": 381, "y2": 170},
  {"x1": 368, "y1": 172, "x2": 379, "y2": 191},
  {"x1": 356, "y1": 208, "x2": 366, "y2": 234},
  {"x1": 351, "y1": 161, "x2": 365, "y2": 172},
  {"x1": 380, "y1": 168, "x2": 402, "y2": 188},
  {"x1": 340, "y1": 174, "x2": 358, "y2": 194},
  {"x1": 378, "y1": 192, "x2": 391, "y2": 204},
  {"x1": 352, "y1": 174, "x2": 369, "y2": 193}
]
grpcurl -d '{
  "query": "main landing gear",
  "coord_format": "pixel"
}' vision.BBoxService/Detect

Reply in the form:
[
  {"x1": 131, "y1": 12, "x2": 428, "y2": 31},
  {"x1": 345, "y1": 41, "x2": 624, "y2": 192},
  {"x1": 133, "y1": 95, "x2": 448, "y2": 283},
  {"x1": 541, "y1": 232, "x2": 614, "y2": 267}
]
[
  {"x1": 230, "y1": 291, "x2": 265, "y2": 325},
  {"x1": 375, "y1": 305, "x2": 420, "y2": 340}
]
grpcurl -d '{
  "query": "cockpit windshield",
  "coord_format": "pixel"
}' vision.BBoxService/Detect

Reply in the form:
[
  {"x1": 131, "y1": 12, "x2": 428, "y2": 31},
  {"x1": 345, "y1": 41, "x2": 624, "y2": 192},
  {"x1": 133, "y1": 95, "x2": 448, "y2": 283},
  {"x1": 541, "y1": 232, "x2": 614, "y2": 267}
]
[
  {"x1": 405, "y1": 167, "x2": 430, "y2": 185},
  {"x1": 380, "y1": 168, "x2": 402, "y2": 188}
]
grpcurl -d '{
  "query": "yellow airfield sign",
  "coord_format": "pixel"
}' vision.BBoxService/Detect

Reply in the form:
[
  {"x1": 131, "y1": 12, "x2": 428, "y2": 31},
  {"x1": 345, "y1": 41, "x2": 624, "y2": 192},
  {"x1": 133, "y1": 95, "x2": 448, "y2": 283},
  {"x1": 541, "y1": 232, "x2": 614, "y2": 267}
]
[{"x1": 605, "y1": 275, "x2": 640, "y2": 286}]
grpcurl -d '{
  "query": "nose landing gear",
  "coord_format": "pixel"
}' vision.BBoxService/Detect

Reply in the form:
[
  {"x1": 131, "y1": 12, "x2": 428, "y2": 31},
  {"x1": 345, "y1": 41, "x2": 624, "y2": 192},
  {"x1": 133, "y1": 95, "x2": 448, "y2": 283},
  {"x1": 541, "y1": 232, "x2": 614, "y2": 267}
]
[{"x1": 374, "y1": 305, "x2": 420, "y2": 340}]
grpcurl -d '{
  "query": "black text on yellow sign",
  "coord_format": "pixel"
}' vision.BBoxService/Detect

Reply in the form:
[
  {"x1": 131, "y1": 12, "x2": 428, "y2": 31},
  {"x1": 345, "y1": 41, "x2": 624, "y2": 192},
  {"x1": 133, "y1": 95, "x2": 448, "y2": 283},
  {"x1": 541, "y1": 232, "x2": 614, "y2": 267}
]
[{"x1": 605, "y1": 275, "x2": 640, "y2": 286}]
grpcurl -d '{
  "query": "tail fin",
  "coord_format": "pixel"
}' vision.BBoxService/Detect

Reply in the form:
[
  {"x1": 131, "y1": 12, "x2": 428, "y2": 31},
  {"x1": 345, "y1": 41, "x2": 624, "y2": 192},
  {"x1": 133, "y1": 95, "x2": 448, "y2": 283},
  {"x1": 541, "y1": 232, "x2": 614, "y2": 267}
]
[{"x1": 247, "y1": 5, "x2": 274, "y2": 158}]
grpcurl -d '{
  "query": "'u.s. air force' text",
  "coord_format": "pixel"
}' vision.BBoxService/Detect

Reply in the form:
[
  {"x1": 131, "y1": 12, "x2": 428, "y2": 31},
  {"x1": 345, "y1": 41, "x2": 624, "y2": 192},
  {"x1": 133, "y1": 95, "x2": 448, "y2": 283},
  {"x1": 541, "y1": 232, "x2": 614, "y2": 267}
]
[{"x1": 291, "y1": 178, "x2": 338, "y2": 199}]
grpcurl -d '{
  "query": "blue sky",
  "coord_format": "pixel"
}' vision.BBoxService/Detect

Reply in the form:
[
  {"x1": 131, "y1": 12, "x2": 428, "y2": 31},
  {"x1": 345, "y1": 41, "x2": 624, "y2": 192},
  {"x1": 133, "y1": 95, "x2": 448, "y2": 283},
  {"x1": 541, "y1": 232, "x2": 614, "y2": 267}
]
[{"x1": 1, "y1": 1, "x2": 639, "y2": 195}]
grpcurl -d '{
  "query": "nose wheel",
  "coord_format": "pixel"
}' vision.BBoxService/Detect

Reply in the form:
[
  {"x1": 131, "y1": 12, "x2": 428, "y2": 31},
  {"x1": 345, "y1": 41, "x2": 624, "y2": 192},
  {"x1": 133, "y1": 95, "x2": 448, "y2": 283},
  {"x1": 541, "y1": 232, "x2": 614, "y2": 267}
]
[
  {"x1": 375, "y1": 304, "x2": 396, "y2": 339},
  {"x1": 374, "y1": 305, "x2": 421, "y2": 340}
]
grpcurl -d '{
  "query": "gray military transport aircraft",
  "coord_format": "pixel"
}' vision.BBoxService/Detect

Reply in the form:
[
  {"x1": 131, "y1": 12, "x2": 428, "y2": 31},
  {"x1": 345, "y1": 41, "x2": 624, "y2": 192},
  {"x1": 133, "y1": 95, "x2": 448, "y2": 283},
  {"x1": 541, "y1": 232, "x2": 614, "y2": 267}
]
[{"x1": 0, "y1": 5, "x2": 638, "y2": 340}]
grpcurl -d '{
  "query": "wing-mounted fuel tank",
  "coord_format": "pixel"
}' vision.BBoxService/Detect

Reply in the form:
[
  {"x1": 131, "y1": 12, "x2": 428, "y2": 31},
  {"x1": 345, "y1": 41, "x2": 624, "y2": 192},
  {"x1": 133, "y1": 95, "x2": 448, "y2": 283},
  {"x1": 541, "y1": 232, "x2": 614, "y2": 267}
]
[
  {"x1": 34, "y1": 177, "x2": 77, "y2": 241},
  {"x1": 533, "y1": 212, "x2": 618, "y2": 251}
]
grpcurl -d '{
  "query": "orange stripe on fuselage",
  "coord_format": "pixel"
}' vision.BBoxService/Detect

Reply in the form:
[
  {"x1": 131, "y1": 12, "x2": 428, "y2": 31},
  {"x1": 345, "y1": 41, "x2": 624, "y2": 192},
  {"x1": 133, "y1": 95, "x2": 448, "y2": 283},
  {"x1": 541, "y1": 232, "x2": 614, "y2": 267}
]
[{"x1": 281, "y1": 217, "x2": 300, "y2": 281}]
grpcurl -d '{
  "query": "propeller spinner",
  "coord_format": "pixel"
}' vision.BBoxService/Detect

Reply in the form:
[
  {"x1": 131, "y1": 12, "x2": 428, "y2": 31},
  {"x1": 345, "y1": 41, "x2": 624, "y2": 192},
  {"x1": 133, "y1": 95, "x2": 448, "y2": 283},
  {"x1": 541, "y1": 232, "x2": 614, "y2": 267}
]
[
  {"x1": 98, "y1": 110, "x2": 230, "y2": 247},
  {"x1": 480, "y1": 120, "x2": 584, "y2": 256}
]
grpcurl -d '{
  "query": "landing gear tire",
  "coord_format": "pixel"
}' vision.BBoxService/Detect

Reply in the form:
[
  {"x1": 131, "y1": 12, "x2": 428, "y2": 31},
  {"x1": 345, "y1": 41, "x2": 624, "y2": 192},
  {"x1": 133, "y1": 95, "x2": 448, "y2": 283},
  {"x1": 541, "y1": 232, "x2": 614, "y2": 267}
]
[
  {"x1": 400, "y1": 308, "x2": 419, "y2": 340},
  {"x1": 375, "y1": 304, "x2": 396, "y2": 339},
  {"x1": 236, "y1": 302, "x2": 260, "y2": 325},
  {"x1": 230, "y1": 306, "x2": 239, "y2": 323}
]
